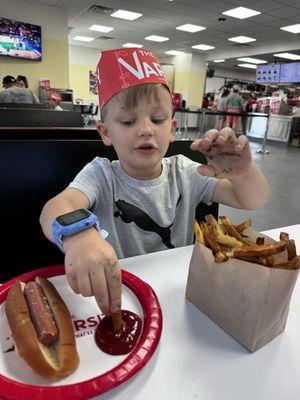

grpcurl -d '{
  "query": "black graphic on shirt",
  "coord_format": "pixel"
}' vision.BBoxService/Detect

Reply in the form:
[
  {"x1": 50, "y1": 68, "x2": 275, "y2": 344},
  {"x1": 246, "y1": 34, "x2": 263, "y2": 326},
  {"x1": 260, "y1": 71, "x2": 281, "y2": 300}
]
[{"x1": 114, "y1": 197, "x2": 182, "y2": 249}]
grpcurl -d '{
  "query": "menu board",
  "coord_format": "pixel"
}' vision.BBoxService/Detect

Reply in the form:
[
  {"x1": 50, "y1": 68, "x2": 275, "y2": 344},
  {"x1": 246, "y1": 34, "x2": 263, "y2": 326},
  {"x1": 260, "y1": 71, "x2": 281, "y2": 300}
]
[
  {"x1": 256, "y1": 64, "x2": 280, "y2": 84},
  {"x1": 279, "y1": 62, "x2": 300, "y2": 83}
]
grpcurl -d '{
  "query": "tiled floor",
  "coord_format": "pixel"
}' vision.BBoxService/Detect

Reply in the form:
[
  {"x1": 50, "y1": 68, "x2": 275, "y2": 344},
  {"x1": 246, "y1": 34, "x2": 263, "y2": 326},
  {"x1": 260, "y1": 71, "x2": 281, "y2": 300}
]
[{"x1": 219, "y1": 141, "x2": 300, "y2": 232}]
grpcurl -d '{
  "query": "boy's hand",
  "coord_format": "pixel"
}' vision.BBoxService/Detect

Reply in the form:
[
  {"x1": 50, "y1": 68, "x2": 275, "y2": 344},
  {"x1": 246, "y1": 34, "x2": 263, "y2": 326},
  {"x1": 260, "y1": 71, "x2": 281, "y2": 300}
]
[
  {"x1": 190, "y1": 128, "x2": 252, "y2": 179},
  {"x1": 62, "y1": 228, "x2": 121, "y2": 315}
]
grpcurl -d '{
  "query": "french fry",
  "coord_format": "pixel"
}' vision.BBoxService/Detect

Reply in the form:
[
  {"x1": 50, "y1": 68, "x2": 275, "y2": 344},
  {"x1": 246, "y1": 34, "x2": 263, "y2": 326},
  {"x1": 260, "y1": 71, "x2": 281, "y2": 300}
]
[
  {"x1": 235, "y1": 219, "x2": 252, "y2": 233},
  {"x1": 193, "y1": 220, "x2": 204, "y2": 245},
  {"x1": 279, "y1": 232, "x2": 297, "y2": 261},
  {"x1": 216, "y1": 234, "x2": 243, "y2": 248},
  {"x1": 219, "y1": 216, "x2": 253, "y2": 246},
  {"x1": 215, "y1": 251, "x2": 228, "y2": 263},
  {"x1": 227, "y1": 240, "x2": 287, "y2": 258},
  {"x1": 111, "y1": 311, "x2": 124, "y2": 333},
  {"x1": 200, "y1": 222, "x2": 222, "y2": 254}
]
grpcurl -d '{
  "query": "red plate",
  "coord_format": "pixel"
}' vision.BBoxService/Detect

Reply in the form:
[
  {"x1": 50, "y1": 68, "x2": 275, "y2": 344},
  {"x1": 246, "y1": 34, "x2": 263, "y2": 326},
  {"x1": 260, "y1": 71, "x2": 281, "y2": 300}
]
[{"x1": 0, "y1": 265, "x2": 163, "y2": 400}]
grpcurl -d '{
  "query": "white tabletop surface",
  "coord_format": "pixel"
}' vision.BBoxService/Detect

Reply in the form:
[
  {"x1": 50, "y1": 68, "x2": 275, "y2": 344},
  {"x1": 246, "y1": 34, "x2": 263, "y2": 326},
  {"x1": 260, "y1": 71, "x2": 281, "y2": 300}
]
[{"x1": 98, "y1": 224, "x2": 300, "y2": 400}]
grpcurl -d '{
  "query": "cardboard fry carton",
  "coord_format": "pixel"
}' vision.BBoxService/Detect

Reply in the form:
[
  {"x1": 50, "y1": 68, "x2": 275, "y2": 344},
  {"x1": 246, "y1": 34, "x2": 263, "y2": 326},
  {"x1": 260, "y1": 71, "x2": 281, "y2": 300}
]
[{"x1": 185, "y1": 228, "x2": 299, "y2": 352}]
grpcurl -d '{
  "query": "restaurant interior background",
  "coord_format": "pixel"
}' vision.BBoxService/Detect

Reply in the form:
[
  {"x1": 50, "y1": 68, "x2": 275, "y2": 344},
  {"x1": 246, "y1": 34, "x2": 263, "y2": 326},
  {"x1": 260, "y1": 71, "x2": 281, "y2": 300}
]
[{"x1": 0, "y1": 0, "x2": 300, "y2": 231}]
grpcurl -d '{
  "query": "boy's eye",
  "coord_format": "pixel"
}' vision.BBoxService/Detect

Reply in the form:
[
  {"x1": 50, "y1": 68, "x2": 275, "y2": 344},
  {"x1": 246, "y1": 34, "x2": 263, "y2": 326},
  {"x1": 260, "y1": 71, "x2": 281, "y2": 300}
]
[
  {"x1": 152, "y1": 118, "x2": 166, "y2": 124},
  {"x1": 120, "y1": 120, "x2": 135, "y2": 126}
]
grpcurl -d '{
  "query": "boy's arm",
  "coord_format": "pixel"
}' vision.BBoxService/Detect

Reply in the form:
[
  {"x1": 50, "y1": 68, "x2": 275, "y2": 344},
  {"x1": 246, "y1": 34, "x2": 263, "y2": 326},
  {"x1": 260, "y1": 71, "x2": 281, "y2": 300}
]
[
  {"x1": 211, "y1": 165, "x2": 269, "y2": 210},
  {"x1": 39, "y1": 188, "x2": 90, "y2": 242},
  {"x1": 40, "y1": 188, "x2": 121, "y2": 315},
  {"x1": 191, "y1": 128, "x2": 270, "y2": 210}
]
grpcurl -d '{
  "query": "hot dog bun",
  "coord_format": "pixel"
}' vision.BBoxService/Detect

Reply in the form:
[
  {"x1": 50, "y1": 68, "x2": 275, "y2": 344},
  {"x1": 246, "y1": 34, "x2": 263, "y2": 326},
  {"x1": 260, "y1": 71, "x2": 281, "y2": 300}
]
[{"x1": 5, "y1": 276, "x2": 79, "y2": 379}]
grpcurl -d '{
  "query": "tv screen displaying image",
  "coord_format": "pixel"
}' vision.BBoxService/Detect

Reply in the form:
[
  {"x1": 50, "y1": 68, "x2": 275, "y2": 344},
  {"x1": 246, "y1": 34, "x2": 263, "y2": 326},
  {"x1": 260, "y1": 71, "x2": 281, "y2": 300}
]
[
  {"x1": 256, "y1": 64, "x2": 280, "y2": 84},
  {"x1": 0, "y1": 17, "x2": 41, "y2": 61}
]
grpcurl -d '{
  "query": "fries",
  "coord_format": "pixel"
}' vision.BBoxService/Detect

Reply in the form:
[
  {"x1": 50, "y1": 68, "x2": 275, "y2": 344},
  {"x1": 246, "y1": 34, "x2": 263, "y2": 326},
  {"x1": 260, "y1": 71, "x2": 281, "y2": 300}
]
[{"x1": 193, "y1": 215, "x2": 299, "y2": 270}]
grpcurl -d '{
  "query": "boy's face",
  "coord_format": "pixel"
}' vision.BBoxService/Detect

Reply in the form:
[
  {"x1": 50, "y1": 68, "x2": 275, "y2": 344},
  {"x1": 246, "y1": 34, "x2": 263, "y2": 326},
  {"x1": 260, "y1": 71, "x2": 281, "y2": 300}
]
[{"x1": 98, "y1": 86, "x2": 176, "y2": 180}]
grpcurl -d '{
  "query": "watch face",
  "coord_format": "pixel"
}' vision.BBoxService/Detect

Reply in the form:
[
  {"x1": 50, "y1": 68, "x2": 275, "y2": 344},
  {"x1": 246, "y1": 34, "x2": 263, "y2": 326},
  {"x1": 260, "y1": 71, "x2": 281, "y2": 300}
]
[{"x1": 56, "y1": 209, "x2": 90, "y2": 226}]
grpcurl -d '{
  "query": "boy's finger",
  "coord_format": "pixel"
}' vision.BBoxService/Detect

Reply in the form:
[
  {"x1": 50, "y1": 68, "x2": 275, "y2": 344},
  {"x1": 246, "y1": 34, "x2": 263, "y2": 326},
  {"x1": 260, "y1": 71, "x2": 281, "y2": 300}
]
[
  {"x1": 235, "y1": 135, "x2": 249, "y2": 151},
  {"x1": 65, "y1": 267, "x2": 80, "y2": 294},
  {"x1": 191, "y1": 129, "x2": 219, "y2": 150},
  {"x1": 105, "y1": 260, "x2": 122, "y2": 314},
  {"x1": 91, "y1": 267, "x2": 111, "y2": 315},
  {"x1": 77, "y1": 268, "x2": 94, "y2": 297},
  {"x1": 219, "y1": 127, "x2": 237, "y2": 143},
  {"x1": 197, "y1": 164, "x2": 216, "y2": 177}
]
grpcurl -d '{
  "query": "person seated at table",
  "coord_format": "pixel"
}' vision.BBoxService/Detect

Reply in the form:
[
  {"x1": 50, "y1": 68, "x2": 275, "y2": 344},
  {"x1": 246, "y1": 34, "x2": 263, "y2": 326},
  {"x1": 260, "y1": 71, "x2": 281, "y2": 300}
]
[
  {"x1": 48, "y1": 92, "x2": 63, "y2": 111},
  {"x1": 40, "y1": 48, "x2": 270, "y2": 316},
  {"x1": 16, "y1": 75, "x2": 29, "y2": 88},
  {"x1": 0, "y1": 75, "x2": 39, "y2": 104}
]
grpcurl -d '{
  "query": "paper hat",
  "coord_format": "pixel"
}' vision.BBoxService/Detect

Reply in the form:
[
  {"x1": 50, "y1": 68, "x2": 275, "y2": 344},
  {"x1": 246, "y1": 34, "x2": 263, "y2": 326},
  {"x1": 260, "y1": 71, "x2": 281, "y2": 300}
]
[
  {"x1": 48, "y1": 92, "x2": 62, "y2": 104},
  {"x1": 96, "y1": 48, "x2": 171, "y2": 110}
]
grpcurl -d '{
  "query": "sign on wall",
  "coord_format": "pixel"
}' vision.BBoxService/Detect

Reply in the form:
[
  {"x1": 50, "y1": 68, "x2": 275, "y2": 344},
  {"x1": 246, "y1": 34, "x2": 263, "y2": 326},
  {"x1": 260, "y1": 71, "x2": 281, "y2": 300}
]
[{"x1": 89, "y1": 71, "x2": 98, "y2": 95}]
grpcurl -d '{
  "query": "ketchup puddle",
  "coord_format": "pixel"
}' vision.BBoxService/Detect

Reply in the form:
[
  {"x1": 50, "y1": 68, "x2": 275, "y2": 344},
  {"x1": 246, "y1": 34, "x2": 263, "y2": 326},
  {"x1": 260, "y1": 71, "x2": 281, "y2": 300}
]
[{"x1": 95, "y1": 310, "x2": 142, "y2": 355}]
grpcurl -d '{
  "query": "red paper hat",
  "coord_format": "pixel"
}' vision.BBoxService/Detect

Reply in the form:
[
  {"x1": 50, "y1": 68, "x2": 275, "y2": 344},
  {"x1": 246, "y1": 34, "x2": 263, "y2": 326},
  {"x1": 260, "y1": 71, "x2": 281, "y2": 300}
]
[
  {"x1": 97, "y1": 48, "x2": 171, "y2": 110},
  {"x1": 48, "y1": 92, "x2": 62, "y2": 104}
]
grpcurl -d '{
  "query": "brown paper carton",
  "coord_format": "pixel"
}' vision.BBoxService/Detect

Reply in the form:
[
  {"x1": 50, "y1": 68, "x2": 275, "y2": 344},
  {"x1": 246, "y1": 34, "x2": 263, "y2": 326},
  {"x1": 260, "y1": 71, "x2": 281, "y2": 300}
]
[{"x1": 185, "y1": 228, "x2": 299, "y2": 352}]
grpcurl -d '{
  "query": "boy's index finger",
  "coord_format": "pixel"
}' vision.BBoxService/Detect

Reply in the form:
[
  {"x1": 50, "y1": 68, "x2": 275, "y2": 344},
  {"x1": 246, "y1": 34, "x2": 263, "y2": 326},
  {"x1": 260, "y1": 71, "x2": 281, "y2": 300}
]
[{"x1": 190, "y1": 129, "x2": 219, "y2": 151}]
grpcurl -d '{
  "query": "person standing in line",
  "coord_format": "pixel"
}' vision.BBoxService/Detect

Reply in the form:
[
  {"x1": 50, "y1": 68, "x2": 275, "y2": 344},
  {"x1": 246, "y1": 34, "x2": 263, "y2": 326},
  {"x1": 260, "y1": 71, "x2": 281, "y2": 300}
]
[
  {"x1": 241, "y1": 92, "x2": 258, "y2": 135},
  {"x1": 215, "y1": 88, "x2": 230, "y2": 131},
  {"x1": 225, "y1": 85, "x2": 243, "y2": 131}
]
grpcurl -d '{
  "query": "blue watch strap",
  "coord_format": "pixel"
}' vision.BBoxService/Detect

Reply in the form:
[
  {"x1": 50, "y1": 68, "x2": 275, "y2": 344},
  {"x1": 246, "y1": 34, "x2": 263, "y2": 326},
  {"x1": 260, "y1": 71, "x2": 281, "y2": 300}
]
[{"x1": 52, "y1": 210, "x2": 107, "y2": 252}]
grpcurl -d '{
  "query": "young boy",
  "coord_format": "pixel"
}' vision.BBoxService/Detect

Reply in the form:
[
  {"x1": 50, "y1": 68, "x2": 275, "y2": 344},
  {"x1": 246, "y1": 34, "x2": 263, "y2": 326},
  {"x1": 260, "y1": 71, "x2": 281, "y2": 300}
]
[{"x1": 40, "y1": 48, "x2": 269, "y2": 316}]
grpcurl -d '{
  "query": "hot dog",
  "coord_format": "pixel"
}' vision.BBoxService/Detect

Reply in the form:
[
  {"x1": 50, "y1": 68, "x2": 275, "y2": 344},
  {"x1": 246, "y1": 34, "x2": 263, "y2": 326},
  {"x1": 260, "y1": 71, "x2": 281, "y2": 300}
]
[{"x1": 5, "y1": 276, "x2": 79, "y2": 379}]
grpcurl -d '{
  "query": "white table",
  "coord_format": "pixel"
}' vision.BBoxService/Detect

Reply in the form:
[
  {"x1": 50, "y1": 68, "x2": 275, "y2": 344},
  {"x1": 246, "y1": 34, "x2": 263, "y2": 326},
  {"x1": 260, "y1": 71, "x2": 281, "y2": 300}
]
[{"x1": 98, "y1": 224, "x2": 300, "y2": 400}]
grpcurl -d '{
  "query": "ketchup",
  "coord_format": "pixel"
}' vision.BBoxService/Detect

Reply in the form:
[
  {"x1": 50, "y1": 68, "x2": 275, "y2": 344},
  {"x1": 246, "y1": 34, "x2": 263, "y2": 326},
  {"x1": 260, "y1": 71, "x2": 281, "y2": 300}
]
[{"x1": 95, "y1": 310, "x2": 142, "y2": 355}]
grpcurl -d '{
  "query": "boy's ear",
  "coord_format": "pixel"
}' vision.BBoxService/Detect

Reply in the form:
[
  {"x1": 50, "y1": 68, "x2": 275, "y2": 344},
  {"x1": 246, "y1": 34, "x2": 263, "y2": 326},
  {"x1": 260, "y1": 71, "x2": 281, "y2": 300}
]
[
  {"x1": 169, "y1": 119, "x2": 177, "y2": 143},
  {"x1": 97, "y1": 122, "x2": 112, "y2": 146}
]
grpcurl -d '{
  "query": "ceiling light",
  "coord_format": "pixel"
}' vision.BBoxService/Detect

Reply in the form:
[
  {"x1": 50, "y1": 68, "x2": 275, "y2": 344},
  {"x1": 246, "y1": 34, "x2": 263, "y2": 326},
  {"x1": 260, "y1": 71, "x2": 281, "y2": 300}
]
[
  {"x1": 213, "y1": 59, "x2": 225, "y2": 63},
  {"x1": 192, "y1": 44, "x2": 215, "y2": 51},
  {"x1": 237, "y1": 57, "x2": 267, "y2": 64},
  {"x1": 280, "y1": 23, "x2": 300, "y2": 34},
  {"x1": 222, "y1": 7, "x2": 261, "y2": 19},
  {"x1": 89, "y1": 25, "x2": 113, "y2": 33},
  {"x1": 176, "y1": 24, "x2": 206, "y2": 33},
  {"x1": 73, "y1": 36, "x2": 94, "y2": 42},
  {"x1": 228, "y1": 36, "x2": 256, "y2": 43},
  {"x1": 145, "y1": 35, "x2": 169, "y2": 42},
  {"x1": 123, "y1": 43, "x2": 143, "y2": 48},
  {"x1": 273, "y1": 52, "x2": 300, "y2": 60},
  {"x1": 111, "y1": 9, "x2": 142, "y2": 20},
  {"x1": 237, "y1": 63, "x2": 257, "y2": 69},
  {"x1": 165, "y1": 50, "x2": 185, "y2": 56}
]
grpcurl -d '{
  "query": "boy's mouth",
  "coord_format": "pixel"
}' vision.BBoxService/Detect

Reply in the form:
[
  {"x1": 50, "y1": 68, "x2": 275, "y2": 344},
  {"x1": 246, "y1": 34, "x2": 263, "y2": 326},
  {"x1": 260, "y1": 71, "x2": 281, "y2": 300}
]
[{"x1": 135, "y1": 143, "x2": 157, "y2": 152}]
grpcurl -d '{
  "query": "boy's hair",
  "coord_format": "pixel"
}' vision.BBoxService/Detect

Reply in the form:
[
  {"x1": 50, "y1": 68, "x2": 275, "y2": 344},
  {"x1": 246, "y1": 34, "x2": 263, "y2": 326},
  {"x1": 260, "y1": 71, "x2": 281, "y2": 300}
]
[{"x1": 101, "y1": 83, "x2": 172, "y2": 121}]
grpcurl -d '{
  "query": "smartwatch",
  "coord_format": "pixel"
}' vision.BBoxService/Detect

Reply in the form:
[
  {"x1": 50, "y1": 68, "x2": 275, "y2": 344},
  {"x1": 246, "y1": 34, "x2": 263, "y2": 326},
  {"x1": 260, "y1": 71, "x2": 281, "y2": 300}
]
[{"x1": 52, "y1": 209, "x2": 108, "y2": 252}]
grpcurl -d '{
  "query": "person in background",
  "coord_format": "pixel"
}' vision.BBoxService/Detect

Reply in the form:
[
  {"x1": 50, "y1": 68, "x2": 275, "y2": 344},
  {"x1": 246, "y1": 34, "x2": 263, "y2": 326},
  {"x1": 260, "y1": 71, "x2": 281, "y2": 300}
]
[
  {"x1": 225, "y1": 85, "x2": 243, "y2": 131},
  {"x1": 0, "y1": 75, "x2": 39, "y2": 104},
  {"x1": 241, "y1": 92, "x2": 258, "y2": 135},
  {"x1": 215, "y1": 88, "x2": 230, "y2": 131},
  {"x1": 202, "y1": 94, "x2": 210, "y2": 109},
  {"x1": 16, "y1": 75, "x2": 29, "y2": 88},
  {"x1": 39, "y1": 47, "x2": 269, "y2": 315},
  {"x1": 48, "y1": 92, "x2": 63, "y2": 111}
]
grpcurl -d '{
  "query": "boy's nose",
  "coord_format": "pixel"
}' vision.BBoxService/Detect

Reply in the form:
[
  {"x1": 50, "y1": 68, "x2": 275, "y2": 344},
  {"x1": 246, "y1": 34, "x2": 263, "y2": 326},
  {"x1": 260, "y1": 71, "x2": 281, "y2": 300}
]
[{"x1": 137, "y1": 119, "x2": 154, "y2": 136}]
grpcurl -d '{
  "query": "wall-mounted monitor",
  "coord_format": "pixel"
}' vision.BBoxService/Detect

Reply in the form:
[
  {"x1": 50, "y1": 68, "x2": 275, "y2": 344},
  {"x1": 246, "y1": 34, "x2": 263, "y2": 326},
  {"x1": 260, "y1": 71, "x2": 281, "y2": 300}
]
[
  {"x1": 256, "y1": 64, "x2": 280, "y2": 84},
  {"x1": 279, "y1": 62, "x2": 300, "y2": 83},
  {"x1": 0, "y1": 17, "x2": 42, "y2": 61}
]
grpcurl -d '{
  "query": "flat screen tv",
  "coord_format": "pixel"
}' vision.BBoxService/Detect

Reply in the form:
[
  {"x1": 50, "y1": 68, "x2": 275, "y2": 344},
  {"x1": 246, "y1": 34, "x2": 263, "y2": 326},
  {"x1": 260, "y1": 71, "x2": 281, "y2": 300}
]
[
  {"x1": 256, "y1": 64, "x2": 280, "y2": 84},
  {"x1": 0, "y1": 17, "x2": 42, "y2": 61}
]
